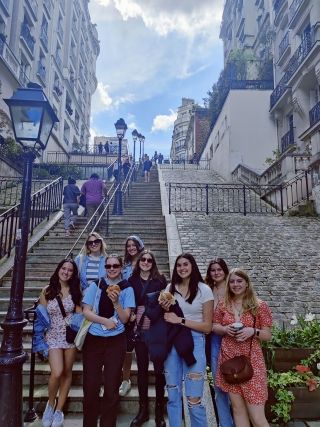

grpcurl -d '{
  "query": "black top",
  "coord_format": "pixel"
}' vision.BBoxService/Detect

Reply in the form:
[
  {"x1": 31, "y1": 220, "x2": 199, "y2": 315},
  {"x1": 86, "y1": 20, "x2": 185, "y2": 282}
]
[
  {"x1": 63, "y1": 184, "x2": 80, "y2": 204},
  {"x1": 128, "y1": 275, "x2": 166, "y2": 306}
]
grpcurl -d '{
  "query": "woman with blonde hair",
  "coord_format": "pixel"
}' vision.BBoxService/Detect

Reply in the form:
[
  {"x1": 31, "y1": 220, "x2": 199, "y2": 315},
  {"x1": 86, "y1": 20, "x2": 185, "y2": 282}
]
[
  {"x1": 75, "y1": 232, "x2": 107, "y2": 292},
  {"x1": 213, "y1": 268, "x2": 272, "y2": 427}
]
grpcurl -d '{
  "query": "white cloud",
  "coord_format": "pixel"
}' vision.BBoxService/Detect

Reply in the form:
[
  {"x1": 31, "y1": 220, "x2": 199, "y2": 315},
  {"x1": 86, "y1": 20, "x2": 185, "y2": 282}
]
[
  {"x1": 97, "y1": 82, "x2": 113, "y2": 108},
  {"x1": 151, "y1": 110, "x2": 177, "y2": 133}
]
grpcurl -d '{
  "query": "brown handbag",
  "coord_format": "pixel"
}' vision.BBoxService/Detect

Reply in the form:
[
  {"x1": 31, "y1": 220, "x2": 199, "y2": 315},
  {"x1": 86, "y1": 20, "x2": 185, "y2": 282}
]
[{"x1": 220, "y1": 316, "x2": 256, "y2": 385}]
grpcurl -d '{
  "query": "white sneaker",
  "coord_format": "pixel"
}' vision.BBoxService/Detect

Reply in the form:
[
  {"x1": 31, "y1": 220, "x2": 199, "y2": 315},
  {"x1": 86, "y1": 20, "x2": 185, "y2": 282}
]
[
  {"x1": 119, "y1": 379, "x2": 131, "y2": 396},
  {"x1": 52, "y1": 410, "x2": 64, "y2": 427},
  {"x1": 42, "y1": 401, "x2": 54, "y2": 427}
]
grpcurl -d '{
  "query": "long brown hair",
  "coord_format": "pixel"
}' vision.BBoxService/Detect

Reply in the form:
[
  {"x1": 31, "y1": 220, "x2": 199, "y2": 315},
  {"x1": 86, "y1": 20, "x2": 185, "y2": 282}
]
[
  {"x1": 131, "y1": 249, "x2": 163, "y2": 281},
  {"x1": 225, "y1": 268, "x2": 259, "y2": 314},
  {"x1": 205, "y1": 258, "x2": 229, "y2": 289}
]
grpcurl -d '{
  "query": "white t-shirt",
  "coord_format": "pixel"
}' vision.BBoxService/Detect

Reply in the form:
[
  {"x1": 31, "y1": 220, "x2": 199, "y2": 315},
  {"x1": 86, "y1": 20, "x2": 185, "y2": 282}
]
[{"x1": 166, "y1": 282, "x2": 214, "y2": 322}]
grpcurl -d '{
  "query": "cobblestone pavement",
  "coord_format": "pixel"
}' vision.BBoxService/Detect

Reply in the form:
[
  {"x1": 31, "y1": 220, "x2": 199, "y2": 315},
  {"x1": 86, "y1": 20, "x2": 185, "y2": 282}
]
[{"x1": 160, "y1": 167, "x2": 320, "y2": 323}]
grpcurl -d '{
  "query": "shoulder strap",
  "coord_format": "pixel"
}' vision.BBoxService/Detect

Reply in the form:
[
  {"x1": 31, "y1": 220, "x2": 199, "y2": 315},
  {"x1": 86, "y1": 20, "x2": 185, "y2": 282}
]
[{"x1": 56, "y1": 295, "x2": 67, "y2": 318}]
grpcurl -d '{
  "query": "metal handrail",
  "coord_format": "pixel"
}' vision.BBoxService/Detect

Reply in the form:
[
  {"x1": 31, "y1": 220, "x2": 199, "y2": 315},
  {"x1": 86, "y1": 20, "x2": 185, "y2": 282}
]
[{"x1": 0, "y1": 177, "x2": 63, "y2": 259}]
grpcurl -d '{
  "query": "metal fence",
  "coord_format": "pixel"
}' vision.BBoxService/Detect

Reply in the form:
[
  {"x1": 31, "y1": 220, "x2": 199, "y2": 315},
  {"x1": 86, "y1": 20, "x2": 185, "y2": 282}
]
[
  {"x1": 168, "y1": 172, "x2": 312, "y2": 215},
  {"x1": 159, "y1": 159, "x2": 210, "y2": 170},
  {"x1": 0, "y1": 177, "x2": 63, "y2": 259}
]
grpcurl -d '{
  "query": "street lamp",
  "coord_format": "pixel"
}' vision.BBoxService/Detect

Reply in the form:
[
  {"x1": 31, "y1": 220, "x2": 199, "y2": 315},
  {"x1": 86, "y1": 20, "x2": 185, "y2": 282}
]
[
  {"x1": 141, "y1": 135, "x2": 145, "y2": 159},
  {"x1": 113, "y1": 118, "x2": 127, "y2": 215},
  {"x1": 132, "y1": 129, "x2": 138, "y2": 181},
  {"x1": 0, "y1": 82, "x2": 58, "y2": 426},
  {"x1": 138, "y1": 132, "x2": 143, "y2": 162}
]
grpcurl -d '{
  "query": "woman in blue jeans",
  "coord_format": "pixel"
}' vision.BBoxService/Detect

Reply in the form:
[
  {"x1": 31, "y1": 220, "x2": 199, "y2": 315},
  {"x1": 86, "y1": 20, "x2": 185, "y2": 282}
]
[
  {"x1": 205, "y1": 258, "x2": 234, "y2": 427},
  {"x1": 160, "y1": 253, "x2": 213, "y2": 427}
]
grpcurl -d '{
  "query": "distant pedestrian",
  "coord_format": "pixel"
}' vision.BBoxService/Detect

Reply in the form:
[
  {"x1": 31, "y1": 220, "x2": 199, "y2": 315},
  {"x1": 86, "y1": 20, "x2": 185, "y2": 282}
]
[
  {"x1": 158, "y1": 153, "x2": 163, "y2": 164},
  {"x1": 40, "y1": 258, "x2": 82, "y2": 427},
  {"x1": 63, "y1": 177, "x2": 80, "y2": 237},
  {"x1": 122, "y1": 158, "x2": 131, "y2": 180},
  {"x1": 143, "y1": 155, "x2": 152, "y2": 183},
  {"x1": 153, "y1": 151, "x2": 158, "y2": 165},
  {"x1": 104, "y1": 141, "x2": 110, "y2": 154},
  {"x1": 81, "y1": 173, "x2": 106, "y2": 226},
  {"x1": 98, "y1": 142, "x2": 103, "y2": 154},
  {"x1": 191, "y1": 152, "x2": 198, "y2": 165}
]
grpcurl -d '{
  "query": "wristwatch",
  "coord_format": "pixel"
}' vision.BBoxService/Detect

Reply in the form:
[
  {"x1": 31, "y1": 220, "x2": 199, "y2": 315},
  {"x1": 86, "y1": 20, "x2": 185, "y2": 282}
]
[
  {"x1": 255, "y1": 328, "x2": 260, "y2": 337},
  {"x1": 181, "y1": 317, "x2": 186, "y2": 325}
]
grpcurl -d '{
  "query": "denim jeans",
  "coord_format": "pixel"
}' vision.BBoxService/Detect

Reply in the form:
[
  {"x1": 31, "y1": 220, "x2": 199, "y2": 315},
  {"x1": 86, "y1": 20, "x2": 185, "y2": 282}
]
[
  {"x1": 63, "y1": 203, "x2": 78, "y2": 230},
  {"x1": 211, "y1": 334, "x2": 234, "y2": 427},
  {"x1": 164, "y1": 331, "x2": 207, "y2": 427}
]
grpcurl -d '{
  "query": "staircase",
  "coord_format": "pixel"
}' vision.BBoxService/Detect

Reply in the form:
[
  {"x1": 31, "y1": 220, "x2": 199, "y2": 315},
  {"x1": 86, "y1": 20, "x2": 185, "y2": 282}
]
[{"x1": 0, "y1": 166, "x2": 170, "y2": 417}]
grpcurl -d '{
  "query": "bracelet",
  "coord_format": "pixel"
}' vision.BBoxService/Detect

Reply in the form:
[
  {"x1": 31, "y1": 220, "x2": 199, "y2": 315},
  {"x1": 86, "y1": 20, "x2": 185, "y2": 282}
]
[
  {"x1": 114, "y1": 304, "x2": 120, "y2": 309},
  {"x1": 181, "y1": 317, "x2": 186, "y2": 325}
]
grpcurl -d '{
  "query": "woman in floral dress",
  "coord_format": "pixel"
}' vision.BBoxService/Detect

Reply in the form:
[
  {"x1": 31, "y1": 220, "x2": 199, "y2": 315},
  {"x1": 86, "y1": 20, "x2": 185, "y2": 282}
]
[
  {"x1": 40, "y1": 259, "x2": 82, "y2": 427},
  {"x1": 213, "y1": 268, "x2": 272, "y2": 427}
]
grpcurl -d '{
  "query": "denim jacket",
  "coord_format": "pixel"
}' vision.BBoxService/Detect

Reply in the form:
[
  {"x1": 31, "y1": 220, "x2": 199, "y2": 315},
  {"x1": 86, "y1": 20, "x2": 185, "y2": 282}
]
[
  {"x1": 33, "y1": 304, "x2": 50, "y2": 358},
  {"x1": 75, "y1": 254, "x2": 106, "y2": 291}
]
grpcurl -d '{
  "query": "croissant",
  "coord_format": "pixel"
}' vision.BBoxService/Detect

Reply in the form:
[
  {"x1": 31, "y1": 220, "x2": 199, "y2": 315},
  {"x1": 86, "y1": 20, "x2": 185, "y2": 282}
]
[
  {"x1": 158, "y1": 290, "x2": 176, "y2": 305},
  {"x1": 106, "y1": 284, "x2": 120, "y2": 294}
]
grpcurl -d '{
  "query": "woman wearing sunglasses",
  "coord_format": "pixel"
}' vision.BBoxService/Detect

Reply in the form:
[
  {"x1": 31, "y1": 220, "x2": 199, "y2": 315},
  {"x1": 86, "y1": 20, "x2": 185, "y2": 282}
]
[
  {"x1": 75, "y1": 232, "x2": 107, "y2": 292},
  {"x1": 119, "y1": 235, "x2": 145, "y2": 397},
  {"x1": 82, "y1": 254, "x2": 135, "y2": 427},
  {"x1": 128, "y1": 250, "x2": 167, "y2": 427}
]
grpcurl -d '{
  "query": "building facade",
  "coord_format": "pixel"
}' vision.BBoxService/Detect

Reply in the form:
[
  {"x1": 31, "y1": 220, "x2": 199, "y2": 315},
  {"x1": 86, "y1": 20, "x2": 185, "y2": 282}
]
[
  {"x1": 0, "y1": 0, "x2": 99, "y2": 161},
  {"x1": 184, "y1": 106, "x2": 211, "y2": 161},
  {"x1": 170, "y1": 98, "x2": 195, "y2": 162}
]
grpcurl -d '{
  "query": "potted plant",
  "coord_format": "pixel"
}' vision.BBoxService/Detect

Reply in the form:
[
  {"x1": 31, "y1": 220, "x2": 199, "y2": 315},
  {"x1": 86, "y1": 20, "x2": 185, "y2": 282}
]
[
  {"x1": 266, "y1": 350, "x2": 320, "y2": 425},
  {"x1": 263, "y1": 312, "x2": 320, "y2": 372}
]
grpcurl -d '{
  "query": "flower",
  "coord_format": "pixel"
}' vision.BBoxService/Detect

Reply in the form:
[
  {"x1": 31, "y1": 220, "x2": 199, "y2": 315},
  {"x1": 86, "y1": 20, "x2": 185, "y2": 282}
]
[
  {"x1": 295, "y1": 364, "x2": 311, "y2": 373},
  {"x1": 290, "y1": 314, "x2": 298, "y2": 325},
  {"x1": 306, "y1": 377, "x2": 318, "y2": 392},
  {"x1": 305, "y1": 312, "x2": 316, "y2": 322}
]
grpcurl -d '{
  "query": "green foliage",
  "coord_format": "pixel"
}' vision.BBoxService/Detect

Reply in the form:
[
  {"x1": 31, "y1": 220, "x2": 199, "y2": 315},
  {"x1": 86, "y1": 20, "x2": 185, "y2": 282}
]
[
  {"x1": 33, "y1": 164, "x2": 82, "y2": 179},
  {"x1": 0, "y1": 136, "x2": 24, "y2": 169},
  {"x1": 265, "y1": 149, "x2": 281, "y2": 166}
]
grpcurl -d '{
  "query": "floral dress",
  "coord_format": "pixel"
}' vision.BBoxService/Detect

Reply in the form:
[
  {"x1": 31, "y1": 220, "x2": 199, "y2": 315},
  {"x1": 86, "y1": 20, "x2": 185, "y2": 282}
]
[
  {"x1": 215, "y1": 300, "x2": 272, "y2": 404},
  {"x1": 46, "y1": 295, "x2": 75, "y2": 350}
]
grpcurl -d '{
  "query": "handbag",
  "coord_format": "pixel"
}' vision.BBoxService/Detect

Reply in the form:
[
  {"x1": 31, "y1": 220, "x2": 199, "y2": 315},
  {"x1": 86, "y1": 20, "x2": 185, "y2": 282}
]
[
  {"x1": 74, "y1": 279, "x2": 102, "y2": 350},
  {"x1": 129, "y1": 279, "x2": 151, "y2": 345},
  {"x1": 56, "y1": 295, "x2": 77, "y2": 344},
  {"x1": 220, "y1": 316, "x2": 256, "y2": 385}
]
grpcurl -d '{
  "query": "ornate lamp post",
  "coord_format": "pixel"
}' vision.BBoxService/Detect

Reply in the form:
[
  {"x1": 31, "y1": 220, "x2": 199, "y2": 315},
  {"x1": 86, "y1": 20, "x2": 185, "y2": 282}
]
[
  {"x1": 138, "y1": 132, "x2": 143, "y2": 162},
  {"x1": 0, "y1": 82, "x2": 58, "y2": 426},
  {"x1": 112, "y1": 118, "x2": 127, "y2": 215},
  {"x1": 132, "y1": 129, "x2": 138, "y2": 181},
  {"x1": 141, "y1": 134, "x2": 145, "y2": 159}
]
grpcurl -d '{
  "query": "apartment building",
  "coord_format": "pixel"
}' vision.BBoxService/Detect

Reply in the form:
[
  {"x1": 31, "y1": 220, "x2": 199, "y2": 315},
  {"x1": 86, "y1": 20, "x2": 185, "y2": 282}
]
[
  {"x1": 170, "y1": 98, "x2": 195, "y2": 162},
  {"x1": 0, "y1": 0, "x2": 99, "y2": 161},
  {"x1": 269, "y1": 0, "x2": 320, "y2": 186},
  {"x1": 184, "y1": 106, "x2": 211, "y2": 161}
]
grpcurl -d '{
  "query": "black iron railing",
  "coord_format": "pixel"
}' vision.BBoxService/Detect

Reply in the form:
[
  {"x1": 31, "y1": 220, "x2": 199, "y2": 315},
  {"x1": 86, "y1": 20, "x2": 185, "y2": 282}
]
[
  {"x1": 0, "y1": 177, "x2": 63, "y2": 259},
  {"x1": 0, "y1": 177, "x2": 52, "y2": 207},
  {"x1": 168, "y1": 171, "x2": 311, "y2": 216},
  {"x1": 281, "y1": 128, "x2": 295, "y2": 152},
  {"x1": 278, "y1": 31, "x2": 290, "y2": 59},
  {"x1": 309, "y1": 101, "x2": 320, "y2": 127}
]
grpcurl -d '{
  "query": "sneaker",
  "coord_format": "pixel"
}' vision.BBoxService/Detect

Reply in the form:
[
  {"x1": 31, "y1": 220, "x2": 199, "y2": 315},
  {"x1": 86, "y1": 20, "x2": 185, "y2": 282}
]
[
  {"x1": 52, "y1": 410, "x2": 64, "y2": 427},
  {"x1": 65, "y1": 230, "x2": 70, "y2": 237},
  {"x1": 119, "y1": 379, "x2": 131, "y2": 396},
  {"x1": 69, "y1": 222, "x2": 75, "y2": 230},
  {"x1": 42, "y1": 401, "x2": 54, "y2": 427}
]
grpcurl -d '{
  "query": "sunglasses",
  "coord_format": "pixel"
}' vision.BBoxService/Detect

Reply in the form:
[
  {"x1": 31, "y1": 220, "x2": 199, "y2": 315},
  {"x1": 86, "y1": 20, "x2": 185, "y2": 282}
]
[
  {"x1": 106, "y1": 263, "x2": 121, "y2": 269},
  {"x1": 87, "y1": 239, "x2": 102, "y2": 246},
  {"x1": 140, "y1": 257, "x2": 153, "y2": 264}
]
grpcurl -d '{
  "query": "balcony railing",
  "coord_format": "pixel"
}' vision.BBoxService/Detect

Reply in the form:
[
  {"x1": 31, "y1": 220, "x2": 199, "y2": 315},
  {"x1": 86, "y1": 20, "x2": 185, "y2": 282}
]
[
  {"x1": 20, "y1": 23, "x2": 35, "y2": 54},
  {"x1": 40, "y1": 27, "x2": 48, "y2": 50},
  {"x1": 278, "y1": 31, "x2": 290, "y2": 59},
  {"x1": 273, "y1": 0, "x2": 285, "y2": 19},
  {"x1": 37, "y1": 62, "x2": 46, "y2": 82},
  {"x1": 289, "y1": 0, "x2": 304, "y2": 23},
  {"x1": 0, "y1": 39, "x2": 20, "y2": 81},
  {"x1": 309, "y1": 101, "x2": 320, "y2": 128},
  {"x1": 281, "y1": 128, "x2": 294, "y2": 152},
  {"x1": 55, "y1": 52, "x2": 62, "y2": 69},
  {"x1": 271, "y1": 28, "x2": 314, "y2": 109}
]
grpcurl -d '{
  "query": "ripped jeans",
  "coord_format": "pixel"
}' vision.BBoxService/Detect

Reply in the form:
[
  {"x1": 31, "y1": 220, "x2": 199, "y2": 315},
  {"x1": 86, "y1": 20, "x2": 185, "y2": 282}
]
[{"x1": 164, "y1": 331, "x2": 207, "y2": 427}]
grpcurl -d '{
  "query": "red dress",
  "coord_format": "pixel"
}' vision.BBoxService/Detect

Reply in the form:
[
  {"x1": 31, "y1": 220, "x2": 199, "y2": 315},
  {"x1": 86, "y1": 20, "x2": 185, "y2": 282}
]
[{"x1": 215, "y1": 300, "x2": 272, "y2": 404}]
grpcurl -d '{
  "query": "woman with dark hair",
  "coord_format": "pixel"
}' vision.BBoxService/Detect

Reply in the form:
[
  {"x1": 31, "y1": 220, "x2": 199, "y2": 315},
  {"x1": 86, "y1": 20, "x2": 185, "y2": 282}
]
[
  {"x1": 128, "y1": 250, "x2": 167, "y2": 427},
  {"x1": 119, "y1": 235, "x2": 145, "y2": 397},
  {"x1": 205, "y1": 258, "x2": 234, "y2": 427},
  {"x1": 159, "y1": 253, "x2": 213, "y2": 427},
  {"x1": 213, "y1": 268, "x2": 272, "y2": 427},
  {"x1": 82, "y1": 254, "x2": 135, "y2": 427},
  {"x1": 75, "y1": 232, "x2": 107, "y2": 292},
  {"x1": 40, "y1": 259, "x2": 82, "y2": 427}
]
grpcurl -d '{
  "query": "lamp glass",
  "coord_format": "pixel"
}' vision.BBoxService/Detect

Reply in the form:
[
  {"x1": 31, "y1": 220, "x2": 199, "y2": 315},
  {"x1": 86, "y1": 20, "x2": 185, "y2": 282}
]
[{"x1": 10, "y1": 105, "x2": 43, "y2": 147}]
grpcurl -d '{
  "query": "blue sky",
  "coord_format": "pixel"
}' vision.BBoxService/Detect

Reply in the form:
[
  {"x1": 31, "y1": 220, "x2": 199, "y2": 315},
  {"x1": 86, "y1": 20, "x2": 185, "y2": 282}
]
[{"x1": 88, "y1": 0, "x2": 225, "y2": 157}]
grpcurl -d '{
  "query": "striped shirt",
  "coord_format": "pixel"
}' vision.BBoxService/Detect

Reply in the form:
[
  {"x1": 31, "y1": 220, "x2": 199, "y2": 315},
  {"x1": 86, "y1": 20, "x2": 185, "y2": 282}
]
[{"x1": 86, "y1": 256, "x2": 101, "y2": 281}]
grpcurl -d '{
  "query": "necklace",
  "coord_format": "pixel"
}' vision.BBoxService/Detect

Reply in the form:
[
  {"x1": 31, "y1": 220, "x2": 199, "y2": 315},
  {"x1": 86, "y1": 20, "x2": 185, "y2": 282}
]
[{"x1": 232, "y1": 301, "x2": 243, "y2": 317}]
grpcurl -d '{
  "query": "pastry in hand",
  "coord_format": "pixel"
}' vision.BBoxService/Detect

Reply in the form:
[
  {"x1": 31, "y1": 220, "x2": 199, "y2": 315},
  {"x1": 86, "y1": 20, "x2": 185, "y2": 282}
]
[
  {"x1": 107, "y1": 284, "x2": 120, "y2": 295},
  {"x1": 158, "y1": 290, "x2": 176, "y2": 305}
]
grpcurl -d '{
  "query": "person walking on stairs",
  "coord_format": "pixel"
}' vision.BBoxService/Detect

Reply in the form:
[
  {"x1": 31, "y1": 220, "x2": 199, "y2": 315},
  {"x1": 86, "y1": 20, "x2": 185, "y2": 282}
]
[
  {"x1": 62, "y1": 177, "x2": 80, "y2": 237},
  {"x1": 205, "y1": 258, "x2": 234, "y2": 427},
  {"x1": 75, "y1": 232, "x2": 107, "y2": 293},
  {"x1": 143, "y1": 155, "x2": 152, "y2": 183},
  {"x1": 81, "y1": 173, "x2": 106, "y2": 227},
  {"x1": 82, "y1": 254, "x2": 135, "y2": 427},
  {"x1": 128, "y1": 250, "x2": 167, "y2": 427},
  {"x1": 159, "y1": 253, "x2": 213, "y2": 427},
  {"x1": 39, "y1": 259, "x2": 82, "y2": 427},
  {"x1": 119, "y1": 235, "x2": 145, "y2": 397}
]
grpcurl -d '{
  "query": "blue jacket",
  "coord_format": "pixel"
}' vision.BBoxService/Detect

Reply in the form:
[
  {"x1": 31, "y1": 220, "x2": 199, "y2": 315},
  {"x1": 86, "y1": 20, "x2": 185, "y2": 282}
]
[{"x1": 75, "y1": 254, "x2": 106, "y2": 291}]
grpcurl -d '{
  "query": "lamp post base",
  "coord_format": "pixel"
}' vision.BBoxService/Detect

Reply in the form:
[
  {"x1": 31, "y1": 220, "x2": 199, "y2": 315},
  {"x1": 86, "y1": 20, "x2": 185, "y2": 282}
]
[
  {"x1": 24, "y1": 408, "x2": 38, "y2": 422},
  {"x1": 112, "y1": 189, "x2": 123, "y2": 215}
]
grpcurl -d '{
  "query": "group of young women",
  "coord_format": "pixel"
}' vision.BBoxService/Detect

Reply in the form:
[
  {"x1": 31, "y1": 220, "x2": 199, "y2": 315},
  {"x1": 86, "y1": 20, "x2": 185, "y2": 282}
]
[{"x1": 38, "y1": 231, "x2": 273, "y2": 427}]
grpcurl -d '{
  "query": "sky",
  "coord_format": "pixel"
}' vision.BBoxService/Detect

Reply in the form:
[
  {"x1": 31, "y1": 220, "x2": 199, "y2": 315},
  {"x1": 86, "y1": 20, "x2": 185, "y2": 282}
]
[{"x1": 88, "y1": 0, "x2": 225, "y2": 158}]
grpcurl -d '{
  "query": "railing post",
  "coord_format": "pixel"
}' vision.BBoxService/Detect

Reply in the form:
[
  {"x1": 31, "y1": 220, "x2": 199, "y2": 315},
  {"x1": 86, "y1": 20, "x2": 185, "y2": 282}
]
[
  {"x1": 243, "y1": 185, "x2": 247, "y2": 216},
  {"x1": 280, "y1": 185, "x2": 284, "y2": 215},
  {"x1": 168, "y1": 184, "x2": 171, "y2": 214},
  {"x1": 106, "y1": 195, "x2": 110, "y2": 236},
  {"x1": 206, "y1": 184, "x2": 209, "y2": 215},
  {"x1": 305, "y1": 170, "x2": 310, "y2": 201}
]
